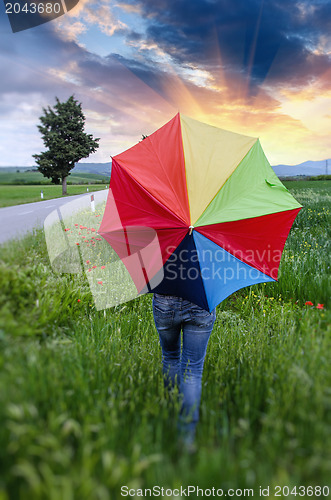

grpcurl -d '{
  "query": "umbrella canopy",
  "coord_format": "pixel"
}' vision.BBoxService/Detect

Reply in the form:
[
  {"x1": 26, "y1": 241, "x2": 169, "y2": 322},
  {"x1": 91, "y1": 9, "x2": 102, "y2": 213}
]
[{"x1": 99, "y1": 114, "x2": 302, "y2": 311}]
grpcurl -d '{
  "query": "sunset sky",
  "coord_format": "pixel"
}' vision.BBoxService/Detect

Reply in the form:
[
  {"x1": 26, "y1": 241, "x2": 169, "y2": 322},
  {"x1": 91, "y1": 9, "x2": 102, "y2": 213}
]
[{"x1": 0, "y1": 0, "x2": 330, "y2": 166}]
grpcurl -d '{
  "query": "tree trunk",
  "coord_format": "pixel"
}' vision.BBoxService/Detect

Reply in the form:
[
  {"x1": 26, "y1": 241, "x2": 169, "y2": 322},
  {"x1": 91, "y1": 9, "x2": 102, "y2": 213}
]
[{"x1": 62, "y1": 176, "x2": 67, "y2": 196}]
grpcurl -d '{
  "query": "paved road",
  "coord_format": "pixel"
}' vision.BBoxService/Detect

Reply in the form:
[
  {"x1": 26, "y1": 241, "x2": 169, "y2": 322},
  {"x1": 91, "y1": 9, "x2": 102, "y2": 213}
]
[{"x1": 0, "y1": 190, "x2": 108, "y2": 245}]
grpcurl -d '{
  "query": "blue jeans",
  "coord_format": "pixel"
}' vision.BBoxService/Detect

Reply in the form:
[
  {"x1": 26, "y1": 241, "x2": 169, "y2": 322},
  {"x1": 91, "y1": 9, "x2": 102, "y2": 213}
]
[{"x1": 153, "y1": 293, "x2": 216, "y2": 437}]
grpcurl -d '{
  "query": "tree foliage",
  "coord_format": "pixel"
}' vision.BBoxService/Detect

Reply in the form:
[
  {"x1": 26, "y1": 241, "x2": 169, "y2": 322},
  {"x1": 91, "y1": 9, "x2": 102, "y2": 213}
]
[{"x1": 33, "y1": 96, "x2": 100, "y2": 194}]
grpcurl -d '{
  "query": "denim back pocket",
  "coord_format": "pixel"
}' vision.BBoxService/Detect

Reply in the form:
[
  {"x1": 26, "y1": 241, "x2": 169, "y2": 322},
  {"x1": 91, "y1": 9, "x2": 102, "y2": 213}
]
[
  {"x1": 153, "y1": 296, "x2": 175, "y2": 326},
  {"x1": 188, "y1": 307, "x2": 216, "y2": 328}
]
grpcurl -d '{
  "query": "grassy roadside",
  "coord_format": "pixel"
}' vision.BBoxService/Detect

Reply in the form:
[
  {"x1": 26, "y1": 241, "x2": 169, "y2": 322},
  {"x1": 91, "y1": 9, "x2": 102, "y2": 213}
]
[
  {"x1": 0, "y1": 184, "x2": 108, "y2": 208},
  {"x1": 0, "y1": 181, "x2": 330, "y2": 499}
]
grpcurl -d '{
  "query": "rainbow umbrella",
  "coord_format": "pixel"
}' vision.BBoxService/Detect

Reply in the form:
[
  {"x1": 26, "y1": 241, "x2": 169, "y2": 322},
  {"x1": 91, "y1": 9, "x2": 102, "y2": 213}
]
[{"x1": 99, "y1": 114, "x2": 302, "y2": 311}]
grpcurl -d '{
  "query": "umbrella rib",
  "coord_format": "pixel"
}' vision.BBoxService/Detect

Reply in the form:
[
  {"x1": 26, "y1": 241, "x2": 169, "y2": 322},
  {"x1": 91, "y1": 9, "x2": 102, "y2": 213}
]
[
  {"x1": 148, "y1": 134, "x2": 190, "y2": 224},
  {"x1": 191, "y1": 233, "x2": 211, "y2": 311}
]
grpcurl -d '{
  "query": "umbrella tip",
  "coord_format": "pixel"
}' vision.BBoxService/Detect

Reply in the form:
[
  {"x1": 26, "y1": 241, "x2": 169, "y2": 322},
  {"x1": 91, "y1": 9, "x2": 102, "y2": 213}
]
[{"x1": 189, "y1": 225, "x2": 194, "y2": 235}]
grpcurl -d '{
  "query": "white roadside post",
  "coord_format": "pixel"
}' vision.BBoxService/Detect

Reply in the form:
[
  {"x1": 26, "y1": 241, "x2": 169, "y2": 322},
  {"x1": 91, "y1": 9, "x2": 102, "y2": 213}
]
[
  {"x1": 91, "y1": 194, "x2": 95, "y2": 213},
  {"x1": 41, "y1": 190, "x2": 44, "y2": 199},
  {"x1": 87, "y1": 187, "x2": 89, "y2": 192}
]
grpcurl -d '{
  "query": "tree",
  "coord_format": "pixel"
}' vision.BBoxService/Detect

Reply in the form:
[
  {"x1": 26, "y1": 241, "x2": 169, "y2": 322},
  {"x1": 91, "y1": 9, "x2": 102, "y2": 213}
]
[{"x1": 33, "y1": 96, "x2": 100, "y2": 195}]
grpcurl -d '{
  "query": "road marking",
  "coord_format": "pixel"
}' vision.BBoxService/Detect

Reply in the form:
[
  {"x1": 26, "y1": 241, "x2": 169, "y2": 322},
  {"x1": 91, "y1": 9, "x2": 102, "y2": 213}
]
[
  {"x1": 45, "y1": 205, "x2": 56, "y2": 208},
  {"x1": 18, "y1": 210, "x2": 34, "y2": 215}
]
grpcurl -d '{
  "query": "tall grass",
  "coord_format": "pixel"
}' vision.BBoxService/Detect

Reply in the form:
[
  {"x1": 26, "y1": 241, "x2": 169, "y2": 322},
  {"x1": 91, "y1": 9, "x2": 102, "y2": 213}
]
[{"x1": 0, "y1": 182, "x2": 330, "y2": 499}]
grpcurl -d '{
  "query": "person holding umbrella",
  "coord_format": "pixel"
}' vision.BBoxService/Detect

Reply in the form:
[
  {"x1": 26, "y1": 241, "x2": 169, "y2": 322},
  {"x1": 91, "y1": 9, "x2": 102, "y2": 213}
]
[{"x1": 99, "y1": 113, "x2": 301, "y2": 451}]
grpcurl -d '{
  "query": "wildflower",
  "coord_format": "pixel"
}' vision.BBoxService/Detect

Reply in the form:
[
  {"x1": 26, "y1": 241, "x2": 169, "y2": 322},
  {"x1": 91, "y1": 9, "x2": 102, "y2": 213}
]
[
  {"x1": 76, "y1": 243, "x2": 79, "y2": 245},
  {"x1": 88, "y1": 269, "x2": 92, "y2": 272},
  {"x1": 305, "y1": 301, "x2": 313, "y2": 306},
  {"x1": 101, "y1": 265, "x2": 105, "y2": 269},
  {"x1": 64, "y1": 228, "x2": 70, "y2": 231},
  {"x1": 86, "y1": 260, "x2": 90, "y2": 264},
  {"x1": 77, "y1": 299, "x2": 81, "y2": 302},
  {"x1": 316, "y1": 304, "x2": 324, "y2": 310},
  {"x1": 98, "y1": 281, "x2": 103, "y2": 285},
  {"x1": 92, "y1": 265, "x2": 97, "y2": 269}
]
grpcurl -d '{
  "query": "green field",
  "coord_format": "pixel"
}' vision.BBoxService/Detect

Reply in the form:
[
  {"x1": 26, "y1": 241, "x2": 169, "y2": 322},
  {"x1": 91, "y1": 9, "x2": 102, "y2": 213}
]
[
  {"x1": 283, "y1": 179, "x2": 331, "y2": 190},
  {"x1": 0, "y1": 170, "x2": 109, "y2": 185},
  {"x1": 0, "y1": 184, "x2": 108, "y2": 208},
  {"x1": 0, "y1": 181, "x2": 330, "y2": 499}
]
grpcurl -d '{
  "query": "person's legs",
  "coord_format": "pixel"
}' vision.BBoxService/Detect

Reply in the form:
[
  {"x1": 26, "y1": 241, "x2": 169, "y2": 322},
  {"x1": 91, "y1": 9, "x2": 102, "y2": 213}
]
[
  {"x1": 153, "y1": 294, "x2": 182, "y2": 389},
  {"x1": 179, "y1": 304, "x2": 216, "y2": 440},
  {"x1": 153, "y1": 295, "x2": 216, "y2": 448}
]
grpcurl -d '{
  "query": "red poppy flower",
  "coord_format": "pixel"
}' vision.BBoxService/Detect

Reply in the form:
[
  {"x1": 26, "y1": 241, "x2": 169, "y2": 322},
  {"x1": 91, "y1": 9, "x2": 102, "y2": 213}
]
[
  {"x1": 101, "y1": 265, "x2": 105, "y2": 269},
  {"x1": 76, "y1": 243, "x2": 80, "y2": 245},
  {"x1": 98, "y1": 281, "x2": 103, "y2": 285},
  {"x1": 316, "y1": 304, "x2": 324, "y2": 310},
  {"x1": 86, "y1": 260, "x2": 90, "y2": 264},
  {"x1": 77, "y1": 299, "x2": 81, "y2": 302},
  {"x1": 92, "y1": 265, "x2": 97, "y2": 269},
  {"x1": 305, "y1": 301, "x2": 313, "y2": 306}
]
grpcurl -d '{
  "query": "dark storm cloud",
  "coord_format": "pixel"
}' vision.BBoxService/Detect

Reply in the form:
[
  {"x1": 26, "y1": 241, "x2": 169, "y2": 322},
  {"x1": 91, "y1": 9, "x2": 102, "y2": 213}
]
[{"x1": 122, "y1": 0, "x2": 331, "y2": 89}]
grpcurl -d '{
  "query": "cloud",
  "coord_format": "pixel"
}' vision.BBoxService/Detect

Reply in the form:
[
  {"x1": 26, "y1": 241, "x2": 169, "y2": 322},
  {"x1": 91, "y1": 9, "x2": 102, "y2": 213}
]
[
  {"x1": 119, "y1": 0, "x2": 331, "y2": 91},
  {"x1": 56, "y1": 0, "x2": 128, "y2": 42},
  {"x1": 0, "y1": 0, "x2": 330, "y2": 165}
]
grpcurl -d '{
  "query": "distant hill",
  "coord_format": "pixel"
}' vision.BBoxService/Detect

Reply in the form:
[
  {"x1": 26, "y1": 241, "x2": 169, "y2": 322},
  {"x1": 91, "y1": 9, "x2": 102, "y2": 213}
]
[
  {"x1": 0, "y1": 166, "x2": 33, "y2": 173},
  {"x1": 272, "y1": 159, "x2": 330, "y2": 177},
  {"x1": 72, "y1": 162, "x2": 111, "y2": 176},
  {"x1": 0, "y1": 158, "x2": 329, "y2": 178}
]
